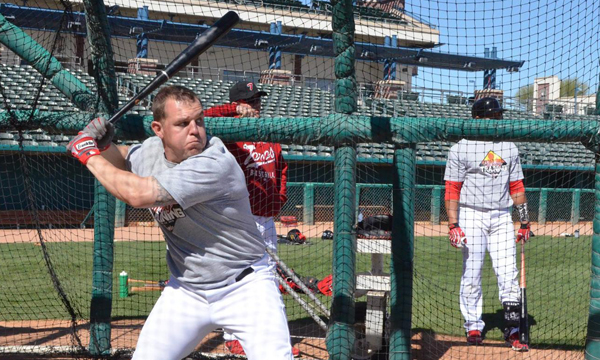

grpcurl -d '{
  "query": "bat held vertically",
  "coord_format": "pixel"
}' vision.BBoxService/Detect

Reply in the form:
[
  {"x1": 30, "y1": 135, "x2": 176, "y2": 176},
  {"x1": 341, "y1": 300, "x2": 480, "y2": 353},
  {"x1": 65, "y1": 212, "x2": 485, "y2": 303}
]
[{"x1": 519, "y1": 240, "x2": 529, "y2": 347}]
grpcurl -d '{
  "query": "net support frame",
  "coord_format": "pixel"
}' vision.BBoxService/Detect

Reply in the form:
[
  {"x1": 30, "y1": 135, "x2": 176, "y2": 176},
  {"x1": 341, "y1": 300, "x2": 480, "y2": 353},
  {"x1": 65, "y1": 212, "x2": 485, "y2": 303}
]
[
  {"x1": 389, "y1": 145, "x2": 416, "y2": 359},
  {"x1": 82, "y1": 0, "x2": 119, "y2": 354},
  {"x1": 585, "y1": 156, "x2": 600, "y2": 359}
]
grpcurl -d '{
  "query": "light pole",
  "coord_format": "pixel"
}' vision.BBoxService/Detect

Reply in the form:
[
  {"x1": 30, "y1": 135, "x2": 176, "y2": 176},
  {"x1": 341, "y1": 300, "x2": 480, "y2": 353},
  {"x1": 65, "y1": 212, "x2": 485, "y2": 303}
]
[
  {"x1": 574, "y1": 85, "x2": 580, "y2": 115},
  {"x1": 469, "y1": 80, "x2": 475, "y2": 103}
]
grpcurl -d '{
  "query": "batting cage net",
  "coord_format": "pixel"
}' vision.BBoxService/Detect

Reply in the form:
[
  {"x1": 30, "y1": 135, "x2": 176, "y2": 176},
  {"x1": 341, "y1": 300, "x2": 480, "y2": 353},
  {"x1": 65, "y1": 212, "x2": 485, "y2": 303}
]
[{"x1": 0, "y1": 0, "x2": 599, "y2": 359}]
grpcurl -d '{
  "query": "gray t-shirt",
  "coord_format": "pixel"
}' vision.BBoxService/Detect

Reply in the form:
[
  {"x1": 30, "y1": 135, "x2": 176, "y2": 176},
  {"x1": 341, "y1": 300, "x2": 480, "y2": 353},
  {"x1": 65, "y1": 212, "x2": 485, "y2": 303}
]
[
  {"x1": 126, "y1": 136, "x2": 266, "y2": 290},
  {"x1": 444, "y1": 140, "x2": 524, "y2": 210}
]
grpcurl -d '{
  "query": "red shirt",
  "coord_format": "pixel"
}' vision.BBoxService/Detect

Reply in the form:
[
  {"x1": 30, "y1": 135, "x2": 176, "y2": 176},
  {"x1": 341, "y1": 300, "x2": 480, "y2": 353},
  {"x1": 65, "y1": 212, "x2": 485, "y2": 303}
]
[{"x1": 206, "y1": 104, "x2": 288, "y2": 217}]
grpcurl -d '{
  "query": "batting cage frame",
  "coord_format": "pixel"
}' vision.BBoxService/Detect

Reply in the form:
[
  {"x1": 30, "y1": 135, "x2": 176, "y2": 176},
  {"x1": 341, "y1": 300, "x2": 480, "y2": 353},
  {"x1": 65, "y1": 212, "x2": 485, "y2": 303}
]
[{"x1": 1, "y1": 0, "x2": 600, "y2": 359}]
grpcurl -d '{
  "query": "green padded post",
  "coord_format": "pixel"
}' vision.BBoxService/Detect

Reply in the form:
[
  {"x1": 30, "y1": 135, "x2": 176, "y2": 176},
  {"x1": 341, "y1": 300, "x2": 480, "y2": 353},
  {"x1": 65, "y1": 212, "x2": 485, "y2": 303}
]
[
  {"x1": 326, "y1": 0, "x2": 357, "y2": 353},
  {"x1": 0, "y1": 14, "x2": 95, "y2": 112},
  {"x1": 83, "y1": 0, "x2": 119, "y2": 354},
  {"x1": 115, "y1": 200, "x2": 127, "y2": 228},
  {"x1": 331, "y1": 0, "x2": 357, "y2": 115},
  {"x1": 586, "y1": 157, "x2": 600, "y2": 359},
  {"x1": 89, "y1": 180, "x2": 115, "y2": 355},
  {"x1": 572, "y1": 189, "x2": 581, "y2": 225},
  {"x1": 326, "y1": 146, "x2": 356, "y2": 360},
  {"x1": 539, "y1": 189, "x2": 548, "y2": 225},
  {"x1": 82, "y1": 0, "x2": 119, "y2": 115},
  {"x1": 389, "y1": 145, "x2": 415, "y2": 359},
  {"x1": 431, "y1": 186, "x2": 442, "y2": 225},
  {"x1": 304, "y1": 183, "x2": 315, "y2": 225}
]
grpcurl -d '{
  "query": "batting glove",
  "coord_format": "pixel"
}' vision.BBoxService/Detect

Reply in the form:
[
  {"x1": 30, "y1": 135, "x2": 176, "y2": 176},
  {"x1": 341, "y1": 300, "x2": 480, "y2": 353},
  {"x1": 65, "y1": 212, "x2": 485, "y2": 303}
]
[
  {"x1": 449, "y1": 223, "x2": 467, "y2": 248},
  {"x1": 516, "y1": 223, "x2": 531, "y2": 243},
  {"x1": 82, "y1": 117, "x2": 114, "y2": 151},
  {"x1": 67, "y1": 133, "x2": 100, "y2": 165}
]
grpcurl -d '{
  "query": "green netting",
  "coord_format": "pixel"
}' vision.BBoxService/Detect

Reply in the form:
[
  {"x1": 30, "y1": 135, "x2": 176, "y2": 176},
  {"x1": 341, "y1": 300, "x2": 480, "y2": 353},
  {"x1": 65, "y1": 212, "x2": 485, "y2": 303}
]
[{"x1": 1, "y1": 0, "x2": 599, "y2": 359}]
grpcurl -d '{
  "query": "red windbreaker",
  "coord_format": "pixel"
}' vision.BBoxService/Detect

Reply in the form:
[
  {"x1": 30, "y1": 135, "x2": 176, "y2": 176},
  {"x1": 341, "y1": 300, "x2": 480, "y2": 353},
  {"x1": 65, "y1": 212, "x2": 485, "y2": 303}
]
[{"x1": 205, "y1": 104, "x2": 288, "y2": 217}]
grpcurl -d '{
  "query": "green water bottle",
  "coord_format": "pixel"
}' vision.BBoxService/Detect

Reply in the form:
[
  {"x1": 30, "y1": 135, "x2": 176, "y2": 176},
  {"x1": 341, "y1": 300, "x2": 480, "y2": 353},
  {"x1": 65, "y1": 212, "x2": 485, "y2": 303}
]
[{"x1": 119, "y1": 271, "x2": 128, "y2": 298}]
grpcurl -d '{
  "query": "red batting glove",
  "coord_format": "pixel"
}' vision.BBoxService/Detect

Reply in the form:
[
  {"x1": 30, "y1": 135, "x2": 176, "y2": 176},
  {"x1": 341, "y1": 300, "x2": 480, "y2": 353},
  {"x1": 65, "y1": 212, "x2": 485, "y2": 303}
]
[
  {"x1": 67, "y1": 133, "x2": 100, "y2": 165},
  {"x1": 516, "y1": 223, "x2": 530, "y2": 243},
  {"x1": 449, "y1": 223, "x2": 467, "y2": 248}
]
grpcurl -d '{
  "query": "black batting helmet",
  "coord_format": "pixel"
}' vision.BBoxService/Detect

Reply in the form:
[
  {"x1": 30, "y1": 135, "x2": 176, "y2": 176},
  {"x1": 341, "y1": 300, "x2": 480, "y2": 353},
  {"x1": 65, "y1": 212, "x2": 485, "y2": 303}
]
[
  {"x1": 321, "y1": 230, "x2": 334, "y2": 240},
  {"x1": 471, "y1": 97, "x2": 504, "y2": 119}
]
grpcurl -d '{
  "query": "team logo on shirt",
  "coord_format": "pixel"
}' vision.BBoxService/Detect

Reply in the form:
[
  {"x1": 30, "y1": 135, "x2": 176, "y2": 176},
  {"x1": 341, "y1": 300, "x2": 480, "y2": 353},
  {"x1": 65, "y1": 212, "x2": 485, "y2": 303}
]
[
  {"x1": 241, "y1": 144, "x2": 276, "y2": 181},
  {"x1": 149, "y1": 204, "x2": 186, "y2": 231},
  {"x1": 479, "y1": 150, "x2": 508, "y2": 178}
]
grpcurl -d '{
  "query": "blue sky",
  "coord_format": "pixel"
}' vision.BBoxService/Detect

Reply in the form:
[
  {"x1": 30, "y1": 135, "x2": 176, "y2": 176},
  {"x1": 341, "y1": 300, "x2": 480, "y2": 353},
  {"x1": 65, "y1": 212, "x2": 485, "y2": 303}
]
[{"x1": 408, "y1": 0, "x2": 599, "y2": 99}]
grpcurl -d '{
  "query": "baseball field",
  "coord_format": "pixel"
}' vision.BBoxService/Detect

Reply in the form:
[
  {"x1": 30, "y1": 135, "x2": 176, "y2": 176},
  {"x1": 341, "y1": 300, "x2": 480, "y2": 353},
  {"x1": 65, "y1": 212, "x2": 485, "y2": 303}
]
[{"x1": 0, "y1": 221, "x2": 589, "y2": 359}]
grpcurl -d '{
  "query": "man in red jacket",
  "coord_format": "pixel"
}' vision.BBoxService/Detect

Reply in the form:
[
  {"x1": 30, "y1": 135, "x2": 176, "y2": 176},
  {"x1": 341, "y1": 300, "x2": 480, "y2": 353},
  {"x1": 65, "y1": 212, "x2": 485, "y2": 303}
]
[{"x1": 206, "y1": 81, "x2": 298, "y2": 357}]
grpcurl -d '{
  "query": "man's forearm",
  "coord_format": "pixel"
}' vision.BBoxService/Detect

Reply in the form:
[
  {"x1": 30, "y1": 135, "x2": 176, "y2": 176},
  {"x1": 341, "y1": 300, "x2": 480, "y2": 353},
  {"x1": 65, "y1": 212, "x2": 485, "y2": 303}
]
[
  {"x1": 99, "y1": 144, "x2": 129, "y2": 170},
  {"x1": 512, "y1": 191, "x2": 529, "y2": 224},
  {"x1": 511, "y1": 191, "x2": 527, "y2": 206},
  {"x1": 445, "y1": 199, "x2": 459, "y2": 224},
  {"x1": 86, "y1": 155, "x2": 161, "y2": 208}
]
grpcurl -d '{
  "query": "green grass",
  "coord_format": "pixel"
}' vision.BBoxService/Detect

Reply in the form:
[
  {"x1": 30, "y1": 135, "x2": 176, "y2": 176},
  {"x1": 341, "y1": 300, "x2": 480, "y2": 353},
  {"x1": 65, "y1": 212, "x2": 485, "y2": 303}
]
[
  {"x1": 0, "y1": 235, "x2": 591, "y2": 348},
  {"x1": 412, "y1": 235, "x2": 590, "y2": 348}
]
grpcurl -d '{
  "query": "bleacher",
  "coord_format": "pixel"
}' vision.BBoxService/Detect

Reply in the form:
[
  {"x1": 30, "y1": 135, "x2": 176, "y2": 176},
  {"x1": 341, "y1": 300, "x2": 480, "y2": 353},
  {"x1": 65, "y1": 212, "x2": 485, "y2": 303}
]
[
  {"x1": 1, "y1": 64, "x2": 598, "y2": 167},
  {"x1": 355, "y1": 5, "x2": 403, "y2": 20}
]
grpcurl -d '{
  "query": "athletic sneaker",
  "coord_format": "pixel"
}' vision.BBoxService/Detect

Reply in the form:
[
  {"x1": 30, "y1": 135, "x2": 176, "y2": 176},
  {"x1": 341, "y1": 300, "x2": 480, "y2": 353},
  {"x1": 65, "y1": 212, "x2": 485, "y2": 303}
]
[
  {"x1": 466, "y1": 330, "x2": 483, "y2": 345},
  {"x1": 225, "y1": 340, "x2": 301, "y2": 357},
  {"x1": 507, "y1": 332, "x2": 529, "y2": 352}
]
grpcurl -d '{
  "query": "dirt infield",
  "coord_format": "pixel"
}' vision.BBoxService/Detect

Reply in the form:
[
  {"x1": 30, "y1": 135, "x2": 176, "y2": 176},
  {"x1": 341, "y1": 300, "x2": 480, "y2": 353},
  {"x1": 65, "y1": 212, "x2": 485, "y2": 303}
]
[
  {"x1": 0, "y1": 221, "x2": 591, "y2": 244},
  {"x1": 0, "y1": 320, "x2": 584, "y2": 359}
]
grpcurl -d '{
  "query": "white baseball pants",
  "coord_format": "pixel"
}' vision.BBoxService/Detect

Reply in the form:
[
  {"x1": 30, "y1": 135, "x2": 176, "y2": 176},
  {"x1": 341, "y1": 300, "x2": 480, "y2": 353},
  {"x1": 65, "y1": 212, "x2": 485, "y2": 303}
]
[
  {"x1": 223, "y1": 216, "x2": 278, "y2": 343},
  {"x1": 131, "y1": 255, "x2": 293, "y2": 360},
  {"x1": 459, "y1": 205, "x2": 520, "y2": 332},
  {"x1": 254, "y1": 215, "x2": 278, "y2": 266}
]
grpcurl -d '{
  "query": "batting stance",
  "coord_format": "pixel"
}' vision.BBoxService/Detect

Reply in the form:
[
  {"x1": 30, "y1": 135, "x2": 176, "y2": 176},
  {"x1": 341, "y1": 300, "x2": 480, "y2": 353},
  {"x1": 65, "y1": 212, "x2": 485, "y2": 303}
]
[
  {"x1": 67, "y1": 85, "x2": 293, "y2": 360},
  {"x1": 444, "y1": 97, "x2": 531, "y2": 351}
]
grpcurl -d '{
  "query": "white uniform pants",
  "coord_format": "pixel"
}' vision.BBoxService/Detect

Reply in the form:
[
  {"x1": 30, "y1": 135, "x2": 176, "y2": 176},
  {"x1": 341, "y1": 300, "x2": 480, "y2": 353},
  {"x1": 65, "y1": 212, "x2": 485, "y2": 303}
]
[
  {"x1": 223, "y1": 216, "x2": 279, "y2": 343},
  {"x1": 254, "y1": 216, "x2": 278, "y2": 267},
  {"x1": 459, "y1": 205, "x2": 520, "y2": 332},
  {"x1": 132, "y1": 255, "x2": 293, "y2": 360}
]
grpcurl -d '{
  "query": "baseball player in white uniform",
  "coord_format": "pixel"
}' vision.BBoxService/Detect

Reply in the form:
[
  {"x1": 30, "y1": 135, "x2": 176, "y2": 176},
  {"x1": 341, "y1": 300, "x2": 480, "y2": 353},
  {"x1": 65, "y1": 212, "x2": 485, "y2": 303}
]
[
  {"x1": 444, "y1": 97, "x2": 531, "y2": 351},
  {"x1": 67, "y1": 85, "x2": 293, "y2": 360}
]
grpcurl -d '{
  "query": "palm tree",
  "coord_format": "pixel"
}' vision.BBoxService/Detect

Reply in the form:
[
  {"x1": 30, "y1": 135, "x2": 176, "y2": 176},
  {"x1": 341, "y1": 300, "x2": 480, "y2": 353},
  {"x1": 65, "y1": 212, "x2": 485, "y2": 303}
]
[
  {"x1": 515, "y1": 79, "x2": 588, "y2": 112},
  {"x1": 515, "y1": 84, "x2": 533, "y2": 111},
  {"x1": 559, "y1": 79, "x2": 588, "y2": 97}
]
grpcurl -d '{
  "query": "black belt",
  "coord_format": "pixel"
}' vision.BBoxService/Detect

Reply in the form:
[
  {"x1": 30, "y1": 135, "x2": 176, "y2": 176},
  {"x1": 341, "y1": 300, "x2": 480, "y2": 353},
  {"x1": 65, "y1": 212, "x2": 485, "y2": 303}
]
[{"x1": 235, "y1": 267, "x2": 254, "y2": 282}]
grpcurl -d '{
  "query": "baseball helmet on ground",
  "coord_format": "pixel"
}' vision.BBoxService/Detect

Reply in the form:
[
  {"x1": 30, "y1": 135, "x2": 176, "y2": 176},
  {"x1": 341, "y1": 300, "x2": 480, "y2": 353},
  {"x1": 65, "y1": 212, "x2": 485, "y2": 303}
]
[
  {"x1": 471, "y1": 97, "x2": 504, "y2": 119},
  {"x1": 321, "y1": 230, "x2": 334, "y2": 240},
  {"x1": 287, "y1": 229, "x2": 306, "y2": 244}
]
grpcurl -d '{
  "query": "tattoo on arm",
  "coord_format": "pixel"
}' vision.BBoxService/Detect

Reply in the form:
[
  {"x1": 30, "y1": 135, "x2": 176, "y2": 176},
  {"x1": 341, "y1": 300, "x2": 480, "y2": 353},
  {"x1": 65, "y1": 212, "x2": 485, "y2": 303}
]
[
  {"x1": 151, "y1": 177, "x2": 175, "y2": 206},
  {"x1": 515, "y1": 202, "x2": 529, "y2": 223}
]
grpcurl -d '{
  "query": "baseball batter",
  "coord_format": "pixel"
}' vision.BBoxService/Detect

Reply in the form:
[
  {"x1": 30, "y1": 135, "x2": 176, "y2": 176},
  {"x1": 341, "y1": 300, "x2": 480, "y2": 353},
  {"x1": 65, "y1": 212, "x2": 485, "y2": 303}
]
[
  {"x1": 205, "y1": 81, "x2": 297, "y2": 356},
  {"x1": 444, "y1": 97, "x2": 531, "y2": 351},
  {"x1": 67, "y1": 85, "x2": 293, "y2": 360}
]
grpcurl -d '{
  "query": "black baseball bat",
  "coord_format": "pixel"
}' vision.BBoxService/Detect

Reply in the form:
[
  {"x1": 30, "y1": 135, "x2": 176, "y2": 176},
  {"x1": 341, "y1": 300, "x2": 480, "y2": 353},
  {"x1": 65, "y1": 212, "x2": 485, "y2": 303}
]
[
  {"x1": 108, "y1": 11, "x2": 240, "y2": 124},
  {"x1": 520, "y1": 240, "x2": 529, "y2": 346}
]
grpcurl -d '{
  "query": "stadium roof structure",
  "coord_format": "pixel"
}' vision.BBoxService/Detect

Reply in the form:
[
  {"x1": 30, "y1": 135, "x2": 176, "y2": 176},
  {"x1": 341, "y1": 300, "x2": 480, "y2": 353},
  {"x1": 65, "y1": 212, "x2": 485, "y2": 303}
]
[{"x1": 0, "y1": 3, "x2": 524, "y2": 72}]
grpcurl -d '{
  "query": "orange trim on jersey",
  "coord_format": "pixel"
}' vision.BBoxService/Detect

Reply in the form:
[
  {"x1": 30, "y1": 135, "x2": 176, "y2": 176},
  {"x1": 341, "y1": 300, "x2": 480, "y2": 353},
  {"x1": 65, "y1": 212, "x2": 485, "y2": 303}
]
[
  {"x1": 445, "y1": 181, "x2": 463, "y2": 201},
  {"x1": 510, "y1": 180, "x2": 525, "y2": 195}
]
